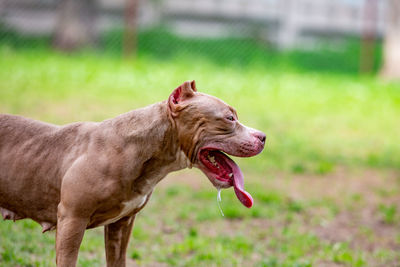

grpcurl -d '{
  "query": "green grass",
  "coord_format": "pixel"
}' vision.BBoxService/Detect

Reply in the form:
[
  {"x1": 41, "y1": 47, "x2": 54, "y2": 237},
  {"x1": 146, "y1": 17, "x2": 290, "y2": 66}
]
[
  {"x1": 0, "y1": 44, "x2": 399, "y2": 173},
  {"x1": 0, "y1": 30, "x2": 399, "y2": 266}
]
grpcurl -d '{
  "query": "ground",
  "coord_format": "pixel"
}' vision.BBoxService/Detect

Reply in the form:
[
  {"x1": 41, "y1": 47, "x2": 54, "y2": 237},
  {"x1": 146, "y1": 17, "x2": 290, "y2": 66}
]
[
  {"x1": 0, "y1": 33, "x2": 399, "y2": 266},
  {"x1": 1, "y1": 168, "x2": 399, "y2": 266}
]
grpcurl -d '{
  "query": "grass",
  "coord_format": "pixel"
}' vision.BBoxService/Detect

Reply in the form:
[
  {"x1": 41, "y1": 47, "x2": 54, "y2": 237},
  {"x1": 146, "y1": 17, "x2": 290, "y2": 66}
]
[{"x1": 0, "y1": 29, "x2": 399, "y2": 266}]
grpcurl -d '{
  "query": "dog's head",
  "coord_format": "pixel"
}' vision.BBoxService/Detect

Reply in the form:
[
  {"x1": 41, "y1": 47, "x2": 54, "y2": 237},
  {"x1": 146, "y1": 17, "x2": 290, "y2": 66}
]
[{"x1": 168, "y1": 80, "x2": 266, "y2": 208}]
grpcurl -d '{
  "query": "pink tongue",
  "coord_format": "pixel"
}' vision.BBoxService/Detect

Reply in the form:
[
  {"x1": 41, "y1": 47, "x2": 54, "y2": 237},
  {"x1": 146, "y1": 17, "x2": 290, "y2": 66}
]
[
  {"x1": 233, "y1": 169, "x2": 254, "y2": 208},
  {"x1": 209, "y1": 153, "x2": 253, "y2": 208},
  {"x1": 223, "y1": 155, "x2": 253, "y2": 208}
]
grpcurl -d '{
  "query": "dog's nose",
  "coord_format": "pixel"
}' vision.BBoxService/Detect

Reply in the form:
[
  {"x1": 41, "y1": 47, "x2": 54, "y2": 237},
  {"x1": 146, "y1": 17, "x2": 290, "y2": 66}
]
[{"x1": 254, "y1": 132, "x2": 266, "y2": 145}]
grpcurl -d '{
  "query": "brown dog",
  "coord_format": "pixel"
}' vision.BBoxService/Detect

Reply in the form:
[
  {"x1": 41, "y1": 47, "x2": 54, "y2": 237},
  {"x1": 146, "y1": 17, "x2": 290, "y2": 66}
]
[{"x1": 0, "y1": 81, "x2": 265, "y2": 266}]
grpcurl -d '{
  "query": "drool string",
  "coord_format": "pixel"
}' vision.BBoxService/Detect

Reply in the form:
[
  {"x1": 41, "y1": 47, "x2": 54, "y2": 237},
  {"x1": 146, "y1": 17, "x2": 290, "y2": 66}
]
[{"x1": 217, "y1": 188, "x2": 224, "y2": 216}]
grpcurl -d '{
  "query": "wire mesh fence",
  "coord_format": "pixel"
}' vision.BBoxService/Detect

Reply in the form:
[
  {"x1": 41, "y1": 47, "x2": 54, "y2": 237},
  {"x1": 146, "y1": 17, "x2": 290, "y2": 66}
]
[{"x1": 0, "y1": 0, "x2": 389, "y2": 73}]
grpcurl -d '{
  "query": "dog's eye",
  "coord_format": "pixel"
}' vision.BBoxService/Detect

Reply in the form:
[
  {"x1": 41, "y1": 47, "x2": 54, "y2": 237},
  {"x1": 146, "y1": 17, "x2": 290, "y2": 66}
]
[{"x1": 226, "y1": 116, "x2": 235, "y2": 121}]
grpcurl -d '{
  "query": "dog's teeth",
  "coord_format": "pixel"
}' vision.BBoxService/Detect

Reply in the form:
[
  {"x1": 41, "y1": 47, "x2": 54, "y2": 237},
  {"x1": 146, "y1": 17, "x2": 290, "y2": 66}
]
[
  {"x1": 228, "y1": 173, "x2": 233, "y2": 178},
  {"x1": 208, "y1": 155, "x2": 216, "y2": 165}
]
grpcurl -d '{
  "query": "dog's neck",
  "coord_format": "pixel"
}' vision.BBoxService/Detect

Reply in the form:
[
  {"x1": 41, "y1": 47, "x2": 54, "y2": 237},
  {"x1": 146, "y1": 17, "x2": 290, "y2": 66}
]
[{"x1": 102, "y1": 101, "x2": 190, "y2": 191}]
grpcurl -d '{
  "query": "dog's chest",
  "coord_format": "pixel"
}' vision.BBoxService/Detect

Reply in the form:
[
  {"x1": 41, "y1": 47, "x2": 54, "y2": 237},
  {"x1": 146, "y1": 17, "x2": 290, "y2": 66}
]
[{"x1": 100, "y1": 193, "x2": 150, "y2": 226}]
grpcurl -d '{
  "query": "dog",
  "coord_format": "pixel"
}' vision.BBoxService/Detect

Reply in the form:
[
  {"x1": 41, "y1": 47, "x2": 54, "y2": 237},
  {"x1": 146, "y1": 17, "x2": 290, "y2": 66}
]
[{"x1": 0, "y1": 81, "x2": 266, "y2": 266}]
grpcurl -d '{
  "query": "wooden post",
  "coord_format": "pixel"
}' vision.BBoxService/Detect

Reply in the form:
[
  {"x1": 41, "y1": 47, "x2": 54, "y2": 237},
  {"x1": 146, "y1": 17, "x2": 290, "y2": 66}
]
[
  {"x1": 123, "y1": 0, "x2": 140, "y2": 58},
  {"x1": 53, "y1": 0, "x2": 98, "y2": 51},
  {"x1": 360, "y1": 0, "x2": 378, "y2": 74}
]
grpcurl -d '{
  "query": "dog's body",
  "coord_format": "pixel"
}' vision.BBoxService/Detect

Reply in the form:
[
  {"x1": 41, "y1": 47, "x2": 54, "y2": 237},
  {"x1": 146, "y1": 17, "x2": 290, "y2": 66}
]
[{"x1": 0, "y1": 81, "x2": 265, "y2": 266}]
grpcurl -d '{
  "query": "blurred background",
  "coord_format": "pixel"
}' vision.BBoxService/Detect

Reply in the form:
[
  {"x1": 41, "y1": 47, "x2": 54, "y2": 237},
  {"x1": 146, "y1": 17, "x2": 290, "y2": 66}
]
[{"x1": 0, "y1": 0, "x2": 399, "y2": 266}]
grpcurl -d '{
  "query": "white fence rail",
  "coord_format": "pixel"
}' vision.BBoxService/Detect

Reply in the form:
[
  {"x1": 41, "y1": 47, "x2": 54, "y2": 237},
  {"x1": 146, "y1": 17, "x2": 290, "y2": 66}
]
[{"x1": 0, "y1": 0, "x2": 387, "y2": 48}]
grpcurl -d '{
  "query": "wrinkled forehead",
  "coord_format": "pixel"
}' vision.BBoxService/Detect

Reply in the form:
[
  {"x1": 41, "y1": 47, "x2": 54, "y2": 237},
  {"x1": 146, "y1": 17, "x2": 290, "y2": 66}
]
[{"x1": 192, "y1": 93, "x2": 237, "y2": 116}]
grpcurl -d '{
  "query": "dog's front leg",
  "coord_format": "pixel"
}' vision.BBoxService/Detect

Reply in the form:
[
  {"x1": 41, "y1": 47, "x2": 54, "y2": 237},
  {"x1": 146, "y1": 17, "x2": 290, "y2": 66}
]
[
  {"x1": 56, "y1": 203, "x2": 89, "y2": 267},
  {"x1": 104, "y1": 214, "x2": 136, "y2": 267}
]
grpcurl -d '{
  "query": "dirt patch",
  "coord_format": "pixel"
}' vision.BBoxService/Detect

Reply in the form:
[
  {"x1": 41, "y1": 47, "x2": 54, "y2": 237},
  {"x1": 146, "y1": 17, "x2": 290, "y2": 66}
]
[
  {"x1": 157, "y1": 167, "x2": 400, "y2": 266},
  {"x1": 315, "y1": 208, "x2": 400, "y2": 250},
  {"x1": 262, "y1": 167, "x2": 399, "y2": 204},
  {"x1": 269, "y1": 167, "x2": 400, "y2": 266}
]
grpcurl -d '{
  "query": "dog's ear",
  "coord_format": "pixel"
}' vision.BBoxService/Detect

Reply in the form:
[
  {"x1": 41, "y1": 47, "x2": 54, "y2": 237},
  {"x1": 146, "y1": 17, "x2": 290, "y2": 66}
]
[
  {"x1": 169, "y1": 80, "x2": 197, "y2": 105},
  {"x1": 187, "y1": 80, "x2": 197, "y2": 92}
]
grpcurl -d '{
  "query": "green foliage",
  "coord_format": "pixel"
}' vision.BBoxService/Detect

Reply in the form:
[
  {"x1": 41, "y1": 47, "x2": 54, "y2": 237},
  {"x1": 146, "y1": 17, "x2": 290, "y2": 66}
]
[
  {"x1": 103, "y1": 28, "x2": 381, "y2": 75},
  {"x1": 331, "y1": 242, "x2": 366, "y2": 267},
  {"x1": 315, "y1": 161, "x2": 335, "y2": 175},
  {"x1": 378, "y1": 204, "x2": 398, "y2": 224}
]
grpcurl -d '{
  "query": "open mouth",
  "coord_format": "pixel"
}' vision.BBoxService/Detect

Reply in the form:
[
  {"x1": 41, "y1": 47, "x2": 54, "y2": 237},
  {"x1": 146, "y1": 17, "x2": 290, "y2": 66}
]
[{"x1": 198, "y1": 148, "x2": 253, "y2": 208}]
